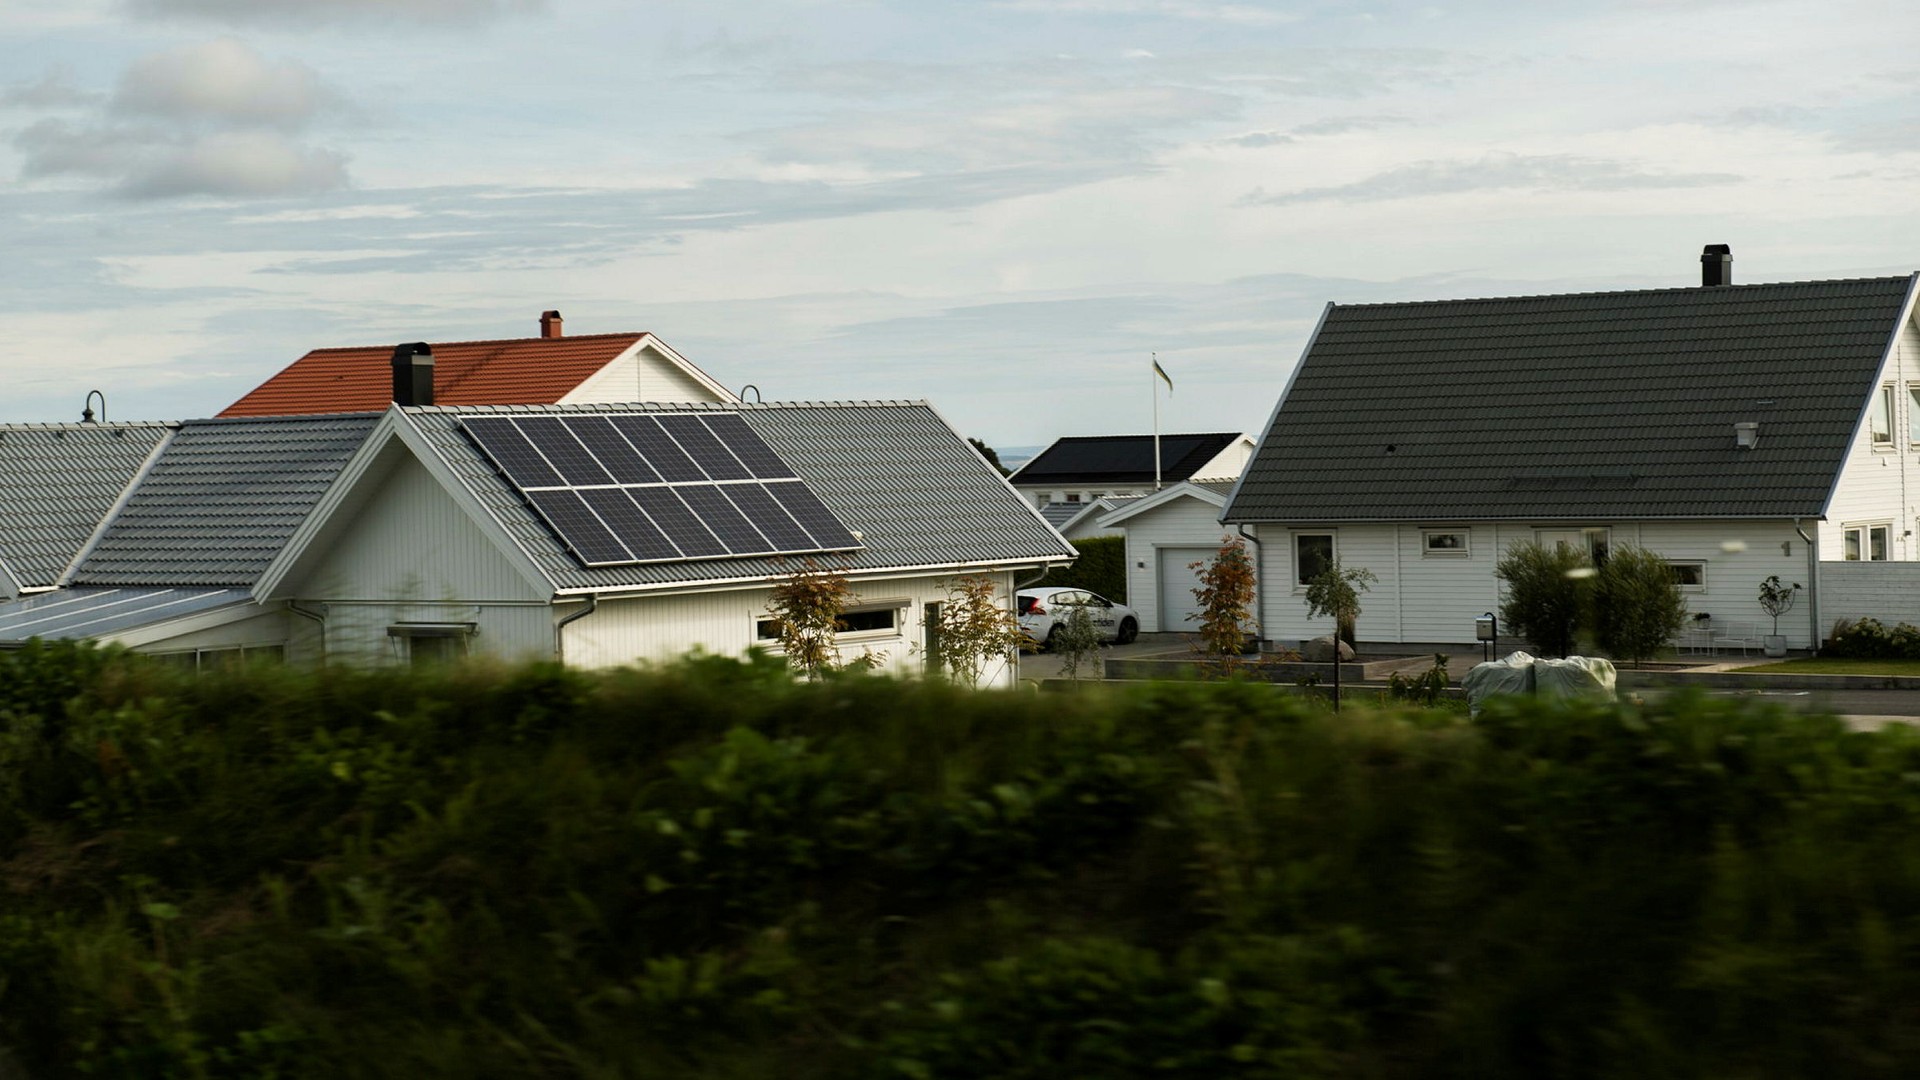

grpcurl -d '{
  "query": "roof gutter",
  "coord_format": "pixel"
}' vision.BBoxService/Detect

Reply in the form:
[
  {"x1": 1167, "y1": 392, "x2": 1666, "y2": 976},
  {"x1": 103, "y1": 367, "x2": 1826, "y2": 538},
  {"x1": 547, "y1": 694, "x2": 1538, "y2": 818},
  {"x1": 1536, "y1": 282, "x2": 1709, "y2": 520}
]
[
  {"x1": 549, "y1": 553, "x2": 1078, "y2": 599},
  {"x1": 288, "y1": 600, "x2": 327, "y2": 665}
]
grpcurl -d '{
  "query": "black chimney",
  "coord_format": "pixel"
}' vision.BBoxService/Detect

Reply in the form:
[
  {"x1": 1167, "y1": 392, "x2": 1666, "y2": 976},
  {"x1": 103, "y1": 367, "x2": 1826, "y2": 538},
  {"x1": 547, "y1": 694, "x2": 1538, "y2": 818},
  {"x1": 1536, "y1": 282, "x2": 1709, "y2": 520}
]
[
  {"x1": 1701, "y1": 243, "x2": 1732, "y2": 287},
  {"x1": 391, "y1": 342, "x2": 434, "y2": 406}
]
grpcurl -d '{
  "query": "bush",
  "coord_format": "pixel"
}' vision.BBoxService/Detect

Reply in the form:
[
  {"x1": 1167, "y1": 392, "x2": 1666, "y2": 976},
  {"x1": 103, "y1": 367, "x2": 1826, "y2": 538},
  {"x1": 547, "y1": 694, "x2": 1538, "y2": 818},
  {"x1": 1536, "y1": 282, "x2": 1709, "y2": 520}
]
[
  {"x1": 1035, "y1": 534, "x2": 1126, "y2": 603},
  {"x1": 1594, "y1": 543, "x2": 1688, "y2": 665},
  {"x1": 1823, "y1": 617, "x2": 1920, "y2": 659},
  {"x1": 1496, "y1": 541, "x2": 1592, "y2": 657}
]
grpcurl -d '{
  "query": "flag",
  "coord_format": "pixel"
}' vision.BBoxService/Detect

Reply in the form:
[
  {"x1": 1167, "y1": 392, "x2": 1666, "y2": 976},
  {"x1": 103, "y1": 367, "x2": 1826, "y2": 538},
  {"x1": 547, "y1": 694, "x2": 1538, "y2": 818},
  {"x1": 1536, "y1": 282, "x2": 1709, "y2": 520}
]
[{"x1": 1152, "y1": 356, "x2": 1173, "y2": 395}]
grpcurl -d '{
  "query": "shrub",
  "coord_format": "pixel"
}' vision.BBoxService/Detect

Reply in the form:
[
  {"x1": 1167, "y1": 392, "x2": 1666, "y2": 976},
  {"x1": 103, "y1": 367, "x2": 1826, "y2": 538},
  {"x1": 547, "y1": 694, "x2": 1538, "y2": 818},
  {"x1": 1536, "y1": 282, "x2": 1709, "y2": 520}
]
[
  {"x1": 1189, "y1": 537, "x2": 1258, "y2": 661},
  {"x1": 1051, "y1": 603, "x2": 1104, "y2": 679},
  {"x1": 1496, "y1": 540, "x2": 1592, "y2": 657},
  {"x1": 1303, "y1": 560, "x2": 1376, "y2": 648},
  {"x1": 1035, "y1": 534, "x2": 1126, "y2": 603},
  {"x1": 1823, "y1": 617, "x2": 1920, "y2": 659},
  {"x1": 1594, "y1": 543, "x2": 1688, "y2": 665}
]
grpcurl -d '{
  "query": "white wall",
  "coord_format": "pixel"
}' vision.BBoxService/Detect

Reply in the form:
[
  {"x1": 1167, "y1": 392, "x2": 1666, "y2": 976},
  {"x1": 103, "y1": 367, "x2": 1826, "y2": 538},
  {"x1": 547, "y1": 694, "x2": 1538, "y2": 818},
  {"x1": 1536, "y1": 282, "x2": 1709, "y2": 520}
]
[
  {"x1": 562, "y1": 570, "x2": 1023, "y2": 686},
  {"x1": 1823, "y1": 314, "x2": 1920, "y2": 560},
  {"x1": 1819, "y1": 562, "x2": 1920, "y2": 635},
  {"x1": 1251, "y1": 520, "x2": 1816, "y2": 649},
  {"x1": 1191, "y1": 437, "x2": 1254, "y2": 481},
  {"x1": 1119, "y1": 494, "x2": 1239, "y2": 632},
  {"x1": 563, "y1": 343, "x2": 730, "y2": 405}
]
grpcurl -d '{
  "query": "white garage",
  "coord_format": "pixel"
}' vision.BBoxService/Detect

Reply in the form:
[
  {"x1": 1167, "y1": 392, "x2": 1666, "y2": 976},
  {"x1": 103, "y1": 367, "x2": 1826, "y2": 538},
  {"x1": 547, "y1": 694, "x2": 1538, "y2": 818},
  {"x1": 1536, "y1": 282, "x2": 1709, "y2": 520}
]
[{"x1": 1097, "y1": 481, "x2": 1252, "y2": 634}]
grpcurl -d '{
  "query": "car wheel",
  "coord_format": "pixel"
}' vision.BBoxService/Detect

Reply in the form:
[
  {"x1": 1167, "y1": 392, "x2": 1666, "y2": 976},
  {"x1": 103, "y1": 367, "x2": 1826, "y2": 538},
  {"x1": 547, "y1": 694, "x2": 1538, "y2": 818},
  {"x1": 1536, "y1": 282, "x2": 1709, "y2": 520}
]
[
  {"x1": 1117, "y1": 617, "x2": 1138, "y2": 645},
  {"x1": 1044, "y1": 625, "x2": 1062, "y2": 652}
]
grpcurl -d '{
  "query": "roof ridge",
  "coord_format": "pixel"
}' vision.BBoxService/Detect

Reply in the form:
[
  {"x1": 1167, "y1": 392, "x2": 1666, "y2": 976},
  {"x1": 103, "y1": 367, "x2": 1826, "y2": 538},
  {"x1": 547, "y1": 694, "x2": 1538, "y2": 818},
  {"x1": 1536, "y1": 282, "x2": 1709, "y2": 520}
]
[
  {"x1": 404, "y1": 400, "x2": 932, "y2": 414},
  {"x1": 302, "y1": 332, "x2": 646, "y2": 355},
  {"x1": 1329, "y1": 274, "x2": 1915, "y2": 312},
  {"x1": 0, "y1": 421, "x2": 178, "y2": 433},
  {"x1": 183, "y1": 411, "x2": 386, "y2": 426}
]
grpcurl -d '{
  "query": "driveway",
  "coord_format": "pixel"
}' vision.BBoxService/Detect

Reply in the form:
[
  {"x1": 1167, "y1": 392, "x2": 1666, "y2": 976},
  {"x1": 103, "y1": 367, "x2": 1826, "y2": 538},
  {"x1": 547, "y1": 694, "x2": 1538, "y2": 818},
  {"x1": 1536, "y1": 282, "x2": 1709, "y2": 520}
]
[{"x1": 1017, "y1": 632, "x2": 1196, "y2": 684}]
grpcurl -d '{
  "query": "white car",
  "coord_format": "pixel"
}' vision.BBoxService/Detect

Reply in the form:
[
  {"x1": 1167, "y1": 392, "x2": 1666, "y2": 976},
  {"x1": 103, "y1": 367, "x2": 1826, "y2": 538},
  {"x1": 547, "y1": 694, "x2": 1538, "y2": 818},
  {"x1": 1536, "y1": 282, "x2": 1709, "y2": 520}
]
[{"x1": 1017, "y1": 587, "x2": 1140, "y2": 649}]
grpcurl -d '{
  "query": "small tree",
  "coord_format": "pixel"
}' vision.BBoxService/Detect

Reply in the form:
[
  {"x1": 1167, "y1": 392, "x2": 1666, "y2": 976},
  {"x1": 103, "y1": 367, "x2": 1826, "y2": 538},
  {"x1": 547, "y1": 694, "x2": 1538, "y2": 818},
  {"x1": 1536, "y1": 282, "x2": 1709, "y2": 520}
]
[
  {"x1": 1303, "y1": 561, "x2": 1376, "y2": 647},
  {"x1": 968, "y1": 438, "x2": 1011, "y2": 477},
  {"x1": 1593, "y1": 543, "x2": 1687, "y2": 666},
  {"x1": 1189, "y1": 537, "x2": 1258, "y2": 660},
  {"x1": 1758, "y1": 575, "x2": 1802, "y2": 637},
  {"x1": 1496, "y1": 541, "x2": 1592, "y2": 658},
  {"x1": 932, "y1": 574, "x2": 1026, "y2": 685},
  {"x1": 1051, "y1": 604, "x2": 1103, "y2": 679},
  {"x1": 765, "y1": 560, "x2": 854, "y2": 679}
]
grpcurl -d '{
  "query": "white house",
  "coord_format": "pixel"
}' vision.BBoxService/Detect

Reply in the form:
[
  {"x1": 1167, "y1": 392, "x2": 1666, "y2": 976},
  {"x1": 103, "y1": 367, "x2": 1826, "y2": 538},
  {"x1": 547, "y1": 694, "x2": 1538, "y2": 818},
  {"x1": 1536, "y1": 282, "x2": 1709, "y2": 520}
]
[
  {"x1": 1090, "y1": 480, "x2": 1244, "y2": 634},
  {"x1": 1010, "y1": 432, "x2": 1252, "y2": 510},
  {"x1": 1222, "y1": 247, "x2": 1920, "y2": 652},
  {"x1": 0, "y1": 402, "x2": 1075, "y2": 684}
]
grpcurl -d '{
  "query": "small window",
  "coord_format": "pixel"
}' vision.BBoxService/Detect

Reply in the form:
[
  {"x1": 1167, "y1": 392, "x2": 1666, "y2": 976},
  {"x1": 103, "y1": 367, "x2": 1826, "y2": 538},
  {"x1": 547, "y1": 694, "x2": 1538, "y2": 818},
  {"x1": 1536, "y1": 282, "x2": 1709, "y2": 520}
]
[
  {"x1": 757, "y1": 604, "x2": 903, "y2": 641},
  {"x1": 388, "y1": 623, "x2": 474, "y2": 666},
  {"x1": 1872, "y1": 385, "x2": 1894, "y2": 445},
  {"x1": 1422, "y1": 530, "x2": 1470, "y2": 557},
  {"x1": 1065, "y1": 493, "x2": 1082, "y2": 503},
  {"x1": 1667, "y1": 561, "x2": 1706, "y2": 590},
  {"x1": 147, "y1": 643, "x2": 285, "y2": 673},
  {"x1": 1843, "y1": 524, "x2": 1892, "y2": 561},
  {"x1": 1908, "y1": 385, "x2": 1920, "y2": 443},
  {"x1": 1294, "y1": 533, "x2": 1334, "y2": 587}
]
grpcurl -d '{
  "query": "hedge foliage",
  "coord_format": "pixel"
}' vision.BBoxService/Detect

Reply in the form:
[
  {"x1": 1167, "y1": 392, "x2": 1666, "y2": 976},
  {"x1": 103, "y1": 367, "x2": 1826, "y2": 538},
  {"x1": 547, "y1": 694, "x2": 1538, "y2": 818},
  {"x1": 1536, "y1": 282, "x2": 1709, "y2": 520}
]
[
  {"x1": 1823, "y1": 617, "x2": 1920, "y2": 659},
  {"x1": 7, "y1": 642, "x2": 1920, "y2": 1076},
  {"x1": 1035, "y1": 533, "x2": 1127, "y2": 603}
]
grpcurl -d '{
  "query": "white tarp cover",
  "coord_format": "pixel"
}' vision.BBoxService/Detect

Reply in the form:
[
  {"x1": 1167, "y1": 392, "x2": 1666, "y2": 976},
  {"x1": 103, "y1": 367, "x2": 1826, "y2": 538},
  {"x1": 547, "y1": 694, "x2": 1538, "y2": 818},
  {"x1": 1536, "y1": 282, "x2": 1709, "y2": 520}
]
[
  {"x1": 1462, "y1": 651, "x2": 1536, "y2": 714},
  {"x1": 1534, "y1": 656, "x2": 1618, "y2": 703}
]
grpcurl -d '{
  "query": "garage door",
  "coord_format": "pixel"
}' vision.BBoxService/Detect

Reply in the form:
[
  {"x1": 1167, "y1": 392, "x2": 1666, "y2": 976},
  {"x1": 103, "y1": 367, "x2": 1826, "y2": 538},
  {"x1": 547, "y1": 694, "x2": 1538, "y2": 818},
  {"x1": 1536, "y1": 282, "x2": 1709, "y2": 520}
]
[{"x1": 1157, "y1": 547, "x2": 1216, "y2": 633}]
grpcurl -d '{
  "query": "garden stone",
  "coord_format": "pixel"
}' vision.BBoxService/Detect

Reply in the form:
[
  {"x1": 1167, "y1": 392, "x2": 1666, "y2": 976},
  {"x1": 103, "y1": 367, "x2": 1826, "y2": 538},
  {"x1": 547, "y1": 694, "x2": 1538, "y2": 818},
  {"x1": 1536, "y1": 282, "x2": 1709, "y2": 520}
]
[{"x1": 1302, "y1": 635, "x2": 1354, "y2": 662}]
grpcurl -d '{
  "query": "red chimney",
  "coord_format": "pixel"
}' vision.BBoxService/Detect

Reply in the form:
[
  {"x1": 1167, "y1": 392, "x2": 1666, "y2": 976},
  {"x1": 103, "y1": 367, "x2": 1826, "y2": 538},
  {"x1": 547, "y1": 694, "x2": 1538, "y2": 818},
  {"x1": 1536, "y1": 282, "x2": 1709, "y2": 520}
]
[{"x1": 540, "y1": 310, "x2": 563, "y2": 338}]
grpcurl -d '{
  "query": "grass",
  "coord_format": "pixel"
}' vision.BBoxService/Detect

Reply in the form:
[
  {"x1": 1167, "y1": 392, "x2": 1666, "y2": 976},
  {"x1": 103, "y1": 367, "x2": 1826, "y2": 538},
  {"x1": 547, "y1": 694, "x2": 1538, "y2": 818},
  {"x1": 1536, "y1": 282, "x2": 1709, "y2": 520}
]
[{"x1": 1734, "y1": 657, "x2": 1920, "y2": 675}]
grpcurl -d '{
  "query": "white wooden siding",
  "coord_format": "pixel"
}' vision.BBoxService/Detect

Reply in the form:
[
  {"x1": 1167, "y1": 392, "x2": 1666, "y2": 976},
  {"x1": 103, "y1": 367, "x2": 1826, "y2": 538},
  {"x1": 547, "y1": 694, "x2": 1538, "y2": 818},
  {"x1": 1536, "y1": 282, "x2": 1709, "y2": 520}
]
[
  {"x1": 1118, "y1": 494, "x2": 1242, "y2": 632},
  {"x1": 562, "y1": 571, "x2": 1022, "y2": 686},
  {"x1": 1191, "y1": 437, "x2": 1254, "y2": 480},
  {"x1": 1822, "y1": 314, "x2": 1920, "y2": 560},
  {"x1": 1252, "y1": 520, "x2": 1816, "y2": 649},
  {"x1": 1822, "y1": 562, "x2": 1920, "y2": 632},
  {"x1": 562, "y1": 343, "x2": 729, "y2": 405}
]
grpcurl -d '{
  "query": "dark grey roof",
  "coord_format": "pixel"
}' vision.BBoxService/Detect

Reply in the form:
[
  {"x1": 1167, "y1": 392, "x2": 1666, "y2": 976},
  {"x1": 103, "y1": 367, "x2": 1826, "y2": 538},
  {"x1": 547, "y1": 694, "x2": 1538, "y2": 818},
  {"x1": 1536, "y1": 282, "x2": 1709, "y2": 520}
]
[
  {"x1": 1039, "y1": 502, "x2": 1084, "y2": 528},
  {"x1": 72, "y1": 413, "x2": 381, "y2": 586},
  {"x1": 406, "y1": 401, "x2": 1075, "y2": 591},
  {"x1": 0, "y1": 587, "x2": 251, "y2": 643},
  {"x1": 1010, "y1": 432, "x2": 1242, "y2": 486},
  {"x1": 0, "y1": 422, "x2": 172, "y2": 587},
  {"x1": 1226, "y1": 276, "x2": 1917, "y2": 522}
]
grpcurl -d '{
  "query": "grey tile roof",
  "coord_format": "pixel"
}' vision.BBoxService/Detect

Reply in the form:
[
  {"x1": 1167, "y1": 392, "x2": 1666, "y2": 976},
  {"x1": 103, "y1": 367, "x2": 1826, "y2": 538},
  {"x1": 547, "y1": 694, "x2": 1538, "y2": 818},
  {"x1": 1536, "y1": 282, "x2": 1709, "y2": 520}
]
[
  {"x1": 0, "y1": 422, "x2": 172, "y2": 588},
  {"x1": 406, "y1": 401, "x2": 1075, "y2": 592},
  {"x1": 0, "y1": 587, "x2": 250, "y2": 643},
  {"x1": 71, "y1": 413, "x2": 381, "y2": 587},
  {"x1": 1011, "y1": 432, "x2": 1242, "y2": 486},
  {"x1": 1040, "y1": 502, "x2": 1084, "y2": 528},
  {"x1": 1225, "y1": 276, "x2": 1918, "y2": 522}
]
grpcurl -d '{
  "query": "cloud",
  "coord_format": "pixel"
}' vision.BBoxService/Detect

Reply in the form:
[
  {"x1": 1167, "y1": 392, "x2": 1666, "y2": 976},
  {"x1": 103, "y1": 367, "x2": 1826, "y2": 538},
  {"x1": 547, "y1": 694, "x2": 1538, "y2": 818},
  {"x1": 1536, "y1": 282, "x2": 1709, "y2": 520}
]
[
  {"x1": 10, "y1": 39, "x2": 352, "y2": 199},
  {"x1": 1289, "y1": 114, "x2": 1410, "y2": 136},
  {"x1": 1222, "y1": 131, "x2": 1292, "y2": 147},
  {"x1": 1241, "y1": 152, "x2": 1743, "y2": 204},
  {"x1": 990, "y1": 0, "x2": 1301, "y2": 25},
  {"x1": 112, "y1": 38, "x2": 329, "y2": 130},
  {"x1": 126, "y1": 0, "x2": 544, "y2": 26},
  {"x1": 1, "y1": 68, "x2": 103, "y2": 110}
]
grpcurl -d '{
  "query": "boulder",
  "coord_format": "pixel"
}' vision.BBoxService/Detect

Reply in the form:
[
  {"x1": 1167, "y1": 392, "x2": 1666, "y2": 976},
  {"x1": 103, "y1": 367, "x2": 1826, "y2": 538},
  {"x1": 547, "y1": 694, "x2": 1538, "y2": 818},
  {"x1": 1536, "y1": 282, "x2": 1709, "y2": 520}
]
[{"x1": 1301, "y1": 634, "x2": 1355, "y2": 662}]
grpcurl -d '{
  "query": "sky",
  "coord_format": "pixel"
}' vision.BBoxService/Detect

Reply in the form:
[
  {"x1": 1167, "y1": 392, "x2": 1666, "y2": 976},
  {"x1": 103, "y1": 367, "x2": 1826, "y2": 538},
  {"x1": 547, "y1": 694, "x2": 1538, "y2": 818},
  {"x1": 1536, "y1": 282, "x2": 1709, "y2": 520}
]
[{"x1": 3, "y1": 0, "x2": 1919, "y2": 451}]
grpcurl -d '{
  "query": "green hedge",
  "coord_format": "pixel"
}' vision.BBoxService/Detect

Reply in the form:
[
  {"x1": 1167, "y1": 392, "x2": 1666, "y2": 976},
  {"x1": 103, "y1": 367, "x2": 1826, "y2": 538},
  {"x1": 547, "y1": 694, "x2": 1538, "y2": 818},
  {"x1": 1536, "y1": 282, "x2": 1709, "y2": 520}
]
[
  {"x1": 1823, "y1": 617, "x2": 1920, "y2": 659},
  {"x1": 1035, "y1": 533, "x2": 1127, "y2": 603},
  {"x1": 8, "y1": 642, "x2": 1920, "y2": 1076}
]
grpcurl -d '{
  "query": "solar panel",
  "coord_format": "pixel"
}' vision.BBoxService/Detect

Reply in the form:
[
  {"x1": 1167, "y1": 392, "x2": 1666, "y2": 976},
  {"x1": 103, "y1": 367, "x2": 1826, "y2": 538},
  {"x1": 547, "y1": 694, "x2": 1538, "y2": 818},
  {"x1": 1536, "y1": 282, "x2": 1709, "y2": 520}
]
[
  {"x1": 610, "y1": 416, "x2": 705, "y2": 482},
  {"x1": 766, "y1": 480, "x2": 861, "y2": 548},
  {"x1": 461, "y1": 412, "x2": 863, "y2": 569},
  {"x1": 659, "y1": 415, "x2": 752, "y2": 481},
  {"x1": 724, "y1": 483, "x2": 815, "y2": 551},
  {"x1": 702, "y1": 413, "x2": 796, "y2": 479},
  {"x1": 464, "y1": 418, "x2": 563, "y2": 489},
  {"x1": 516, "y1": 416, "x2": 614, "y2": 486}
]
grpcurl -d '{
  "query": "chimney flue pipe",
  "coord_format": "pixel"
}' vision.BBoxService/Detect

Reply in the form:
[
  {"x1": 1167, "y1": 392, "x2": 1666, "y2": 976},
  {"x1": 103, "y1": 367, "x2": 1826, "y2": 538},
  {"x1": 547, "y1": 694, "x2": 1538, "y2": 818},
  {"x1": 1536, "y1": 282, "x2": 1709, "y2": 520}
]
[
  {"x1": 1701, "y1": 244, "x2": 1732, "y2": 287},
  {"x1": 540, "y1": 310, "x2": 563, "y2": 338},
  {"x1": 391, "y1": 342, "x2": 434, "y2": 406}
]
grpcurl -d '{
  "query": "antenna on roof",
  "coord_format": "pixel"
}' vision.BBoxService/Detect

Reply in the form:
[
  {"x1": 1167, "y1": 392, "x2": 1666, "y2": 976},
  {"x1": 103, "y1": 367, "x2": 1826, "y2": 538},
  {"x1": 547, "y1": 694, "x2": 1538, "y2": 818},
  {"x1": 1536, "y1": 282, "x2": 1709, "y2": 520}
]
[{"x1": 81, "y1": 390, "x2": 106, "y2": 424}]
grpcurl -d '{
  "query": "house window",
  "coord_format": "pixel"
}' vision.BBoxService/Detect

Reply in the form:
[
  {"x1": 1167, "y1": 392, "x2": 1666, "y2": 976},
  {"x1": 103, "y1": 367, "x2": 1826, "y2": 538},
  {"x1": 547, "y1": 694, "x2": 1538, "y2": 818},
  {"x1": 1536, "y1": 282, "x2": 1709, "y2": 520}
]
[
  {"x1": 388, "y1": 623, "x2": 475, "y2": 666},
  {"x1": 1843, "y1": 524, "x2": 1891, "y2": 561},
  {"x1": 148, "y1": 643, "x2": 285, "y2": 672},
  {"x1": 1537, "y1": 527, "x2": 1610, "y2": 566},
  {"x1": 1422, "y1": 530, "x2": 1470, "y2": 558},
  {"x1": 1294, "y1": 533, "x2": 1334, "y2": 587},
  {"x1": 757, "y1": 601, "x2": 906, "y2": 641},
  {"x1": 1909, "y1": 386, "x2": 1920, "y2": 443},
  {"x1": 1666, "y1": 561, "x2": 1706, "y2": 590},
  {"x1": 1065, "y1": 493, "x2": 1082, "y2": 503},
  {"x1": 1872, "y1": 385, "x2": 1894, "y2": 446}
]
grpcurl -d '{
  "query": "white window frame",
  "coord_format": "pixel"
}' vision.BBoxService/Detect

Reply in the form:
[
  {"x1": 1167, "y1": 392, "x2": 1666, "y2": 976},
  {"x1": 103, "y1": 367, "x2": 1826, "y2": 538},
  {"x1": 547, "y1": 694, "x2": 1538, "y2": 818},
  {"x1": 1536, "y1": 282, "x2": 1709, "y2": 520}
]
[
  {"x1": 1292, "y1": 531, "x2": 1336, "y2": 590},
  {"x1": 1666, "y1": 560, "x2": 1707, "y2": 591},
  {"x1": 1907, "y1": 384, "x2": 1920, "y2": 445},
  {"x1": 1421, "y1": 529, "x2": 1470, "y2": 558},
  {"x1": 1842, "y1": 523, "x2": 1892, "y2": 562},
  {"x1": 1536, "y1": 527, "x2": 1611, "y2": 565},
  {"x1": 756, "y1": 598, "x2": 910, "y2": 643},
  {"x1": 1872, "y1": 384, "x2": 1895, "y2": 447}
]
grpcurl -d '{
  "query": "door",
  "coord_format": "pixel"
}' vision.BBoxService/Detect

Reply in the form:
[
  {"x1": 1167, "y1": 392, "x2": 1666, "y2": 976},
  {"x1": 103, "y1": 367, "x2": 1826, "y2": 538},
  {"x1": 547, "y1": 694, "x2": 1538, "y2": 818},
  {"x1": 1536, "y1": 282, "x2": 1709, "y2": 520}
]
[{"x1": 1158, "y1": 547, "x2": 1216, "y2": 633}]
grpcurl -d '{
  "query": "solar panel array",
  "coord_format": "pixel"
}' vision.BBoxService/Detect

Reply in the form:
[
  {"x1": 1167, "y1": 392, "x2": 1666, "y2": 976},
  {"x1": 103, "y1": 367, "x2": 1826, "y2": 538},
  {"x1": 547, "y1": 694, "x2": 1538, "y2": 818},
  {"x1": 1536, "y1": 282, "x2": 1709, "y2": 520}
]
[{"x1": 461, "y1": 413, "x2": 862, "y2": 568}]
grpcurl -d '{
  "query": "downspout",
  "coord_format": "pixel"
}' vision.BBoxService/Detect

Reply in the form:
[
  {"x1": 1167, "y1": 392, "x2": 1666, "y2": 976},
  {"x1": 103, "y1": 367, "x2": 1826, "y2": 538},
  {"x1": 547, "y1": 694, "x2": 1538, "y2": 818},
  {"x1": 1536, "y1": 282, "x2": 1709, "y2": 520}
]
[
  {"x1": 1235, "y1": 524, "x2": 1264, "y2": 647},
  {"x1": 288, "y1": 601, "x2": 327, "y2": 665},
  {"x1": 1795, "y1": 520, "x2": 1818, "y2": 651},
  {"x1": 554, "y1": 594, "x2": 599, "y2": 665}
]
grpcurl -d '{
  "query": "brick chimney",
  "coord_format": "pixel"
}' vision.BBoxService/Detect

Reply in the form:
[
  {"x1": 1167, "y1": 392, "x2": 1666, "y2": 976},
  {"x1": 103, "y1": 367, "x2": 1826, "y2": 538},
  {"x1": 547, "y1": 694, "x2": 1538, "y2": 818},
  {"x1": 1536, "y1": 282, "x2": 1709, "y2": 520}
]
[{"x1": 540, "y1": 310, "x2": 563, "y2": 338}]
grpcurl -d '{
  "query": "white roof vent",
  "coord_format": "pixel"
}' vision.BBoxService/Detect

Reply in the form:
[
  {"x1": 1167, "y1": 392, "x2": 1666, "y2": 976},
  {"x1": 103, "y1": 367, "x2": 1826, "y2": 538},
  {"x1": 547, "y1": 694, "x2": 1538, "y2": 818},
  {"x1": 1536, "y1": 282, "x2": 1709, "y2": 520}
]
[{"x1": 1734, "y1": 422, "x2": 1759, "y2": 450}]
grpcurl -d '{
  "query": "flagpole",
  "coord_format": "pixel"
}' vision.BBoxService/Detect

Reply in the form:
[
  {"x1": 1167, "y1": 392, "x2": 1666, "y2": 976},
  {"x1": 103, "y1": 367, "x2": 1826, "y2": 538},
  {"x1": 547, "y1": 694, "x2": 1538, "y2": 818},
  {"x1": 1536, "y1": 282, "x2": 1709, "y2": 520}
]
[{"x1": 1152, "y1": 352, "x2": 1162, "y2": 491}]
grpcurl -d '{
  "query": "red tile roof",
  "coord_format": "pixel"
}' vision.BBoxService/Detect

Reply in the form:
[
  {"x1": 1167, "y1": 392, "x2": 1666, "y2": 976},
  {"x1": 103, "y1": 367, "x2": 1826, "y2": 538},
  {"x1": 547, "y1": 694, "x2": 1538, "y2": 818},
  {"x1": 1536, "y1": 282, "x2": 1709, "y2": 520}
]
[{"x1": 219, "y1": 333, "x2": 646, "y2": 417}]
